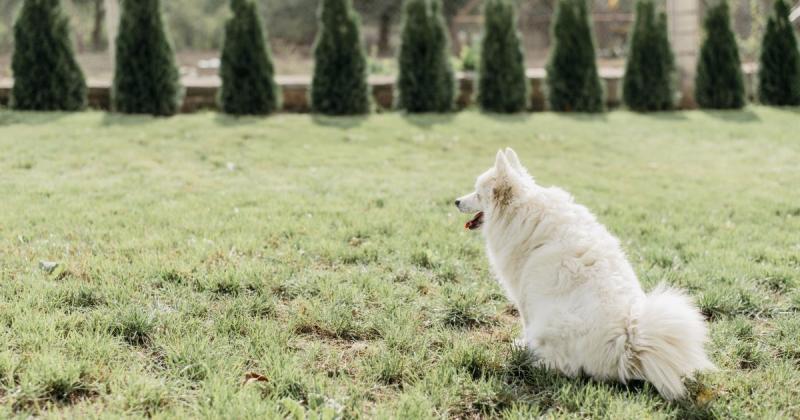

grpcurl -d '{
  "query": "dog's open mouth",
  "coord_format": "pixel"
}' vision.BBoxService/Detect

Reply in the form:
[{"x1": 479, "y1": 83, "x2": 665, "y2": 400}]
[{"x1": 464, "y1": 212, "x2": 484, "y2": 230}]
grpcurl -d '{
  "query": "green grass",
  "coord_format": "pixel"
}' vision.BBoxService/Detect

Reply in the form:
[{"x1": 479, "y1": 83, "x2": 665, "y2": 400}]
[{"x1": 1, "y1": 108, "x2": 799, "y2": 418}]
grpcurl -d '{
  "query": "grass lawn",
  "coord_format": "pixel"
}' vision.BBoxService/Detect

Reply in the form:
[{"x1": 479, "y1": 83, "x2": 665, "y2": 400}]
[{"x1": 1, "y1": 108, "x2": 799, "y2": 418}]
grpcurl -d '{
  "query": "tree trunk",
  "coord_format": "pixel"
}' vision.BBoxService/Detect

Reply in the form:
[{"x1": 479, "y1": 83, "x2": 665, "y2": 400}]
[
  {"x1": 449, "y1": 20, "x2": 461, "y2": 55},
  {"x1": 105, "y1": 0, "x2": 119, "y2": 65},
  {"x1": 378, "y1": 11, "x2": 392, "y2": 56},
  {"x1": 91, "y1": 0, "x2": 105, "y2": 51}
]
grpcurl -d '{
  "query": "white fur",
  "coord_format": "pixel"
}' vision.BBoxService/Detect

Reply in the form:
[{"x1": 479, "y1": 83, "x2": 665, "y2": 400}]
[{"x1": 456, "y1": 148, "x2": 714, "y2": 400}]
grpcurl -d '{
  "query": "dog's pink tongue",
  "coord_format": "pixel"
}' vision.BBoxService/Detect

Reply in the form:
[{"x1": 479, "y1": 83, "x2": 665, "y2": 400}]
[{"x1": 464, "y1": 212, "x2": 484, "y2": 230}]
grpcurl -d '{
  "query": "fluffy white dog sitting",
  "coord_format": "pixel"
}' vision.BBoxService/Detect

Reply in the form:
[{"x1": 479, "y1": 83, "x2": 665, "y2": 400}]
[{"x1": 455, "y1": 148, "x2": 714, "y2": 400}]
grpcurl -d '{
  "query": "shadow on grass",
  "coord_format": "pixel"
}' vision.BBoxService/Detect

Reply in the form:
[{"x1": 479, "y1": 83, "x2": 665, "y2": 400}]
[
  {"x1": 0, "y1": 110, "x2": 72, "y2": 126},
  {"x1": 638, "y1": 110, "x2": 689, "y2": 121},
  {"x1": 101, "y1": 112, "x2": 162, "y2": 126},
  {"x1": 480, "y1": 111, "x2": 533, "y2": 124},
  {"x1": 768, "y1": 106, "x2": 800, "y2": 115},
  {"x1": 701, "y1": 108, "x2": 761, "y2": 122},
  {"x1": 503, "y1": 366, "x2": 657, "y2": 407},
  {"x1": 503, "y1": 368, "x2": 717, "y2": 417},
  {"x1": 556, "y1": 112, "x2": 610, "y2": 123},
  {"x1": 400, "y1": 111, "x2": 457, "y2": 129},
  {"x1": 498, "y1": 347, "x2": 715, "y2": 416},
  {"x1": 311, "y1": 113, "x2": 369, "y2": 129},
  {"x1": 213, "y1": 113, "x2": 266, "y2": 127},
  {"x1": 670, "y1": 400, "x2": 716, "y2": 420}
]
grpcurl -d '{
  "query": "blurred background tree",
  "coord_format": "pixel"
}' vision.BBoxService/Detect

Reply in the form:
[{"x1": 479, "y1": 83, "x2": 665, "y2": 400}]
[
  {"x1": 310, "y1": 0, "x2": 370, "y2": 115},
  {"x1": 477, "y1": 0, "x2": 528, "y2": 112},
  {"x1": 396, "y1": 0, "x2": 456, "y2": 112},
  {"x1": 1, "y1": 0, "x2": 650, "y2": 55},
  {"x1": 112, "y1": 0, "x2": 182, "y2": 115},
  {"x1": 219, "y1": 0, "x2": 279, "y2": 115},
  {"x1": 11, "y1": 0, "x2": 87, "y2": 110},
  {"x1": 622, "y1": 0, "x2": 675, "y2": 111},
  {"x1": 758, "y1": 0, "x2": 800, "y2": 105},
  {"x1": 0, "y1": 0, "x2": 789, "y2": 80},
  {"x1": 695, "y1": 0, "x2": 745, "y2": 109},
  {"x1": 546, "y1": 0, "x2": 605, "y2": 112}
]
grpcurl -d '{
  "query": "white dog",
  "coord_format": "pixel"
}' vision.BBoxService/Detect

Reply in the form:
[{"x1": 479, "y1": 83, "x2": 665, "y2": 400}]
[{"x1": 456, "y1": 148, "x2": 714, "y2": 400}]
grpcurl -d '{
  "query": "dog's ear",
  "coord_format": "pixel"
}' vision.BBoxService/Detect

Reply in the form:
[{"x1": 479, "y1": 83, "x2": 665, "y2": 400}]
[
  {"x1": 504, "y1": 148, "x2": 525, "y2": 174},
  {"x1": 493, "y1": 150, "x2": 516, "y2": 207},
  {"x1": 495, "y1": 150, "x2": 512, "y2": 177}
]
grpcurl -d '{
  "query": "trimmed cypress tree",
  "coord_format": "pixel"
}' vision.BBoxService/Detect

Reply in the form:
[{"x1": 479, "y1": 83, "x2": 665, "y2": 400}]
[
  {"x1": 695, "y1": 1, "x2": 745, "y2": 109},
  {"x1": 477, "y1": 0, "x2": 528, "y2": 113},
  {"x1": 546, "y1": 0, "x2": 604, "y2": 112},
  {"x1": 219, "y1": 0, "x2": 280, "y2": 115},
  {"x1": 623, "y1": 0, "x2": 675, "y2": 111},
  {"x1": 758, "y1": 0, "x2": 800, "y2": 106},
  {"x1": 11, "y1": 0, "x2": 87, "y2": 111},
  {"x1": 397, "y1": 0, "x2": 455, "y2": 113},
  {"x1": 112, "y1": 0, "x2": 182, "y2": 116},
  {"x1": 311, "y1": 0, "x2": 370, "y2": 115}
]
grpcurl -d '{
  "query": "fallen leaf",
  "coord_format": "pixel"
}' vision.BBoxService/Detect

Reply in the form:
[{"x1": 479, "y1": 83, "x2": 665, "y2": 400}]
[{"x1": 243, "y1": 372, "x2": 269, "y2": 385}]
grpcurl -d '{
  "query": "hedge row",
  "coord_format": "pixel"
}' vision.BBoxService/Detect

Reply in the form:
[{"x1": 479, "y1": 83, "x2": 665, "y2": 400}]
[{"x1": 9, "y1": 0, "x2": 800, "y2": 115}]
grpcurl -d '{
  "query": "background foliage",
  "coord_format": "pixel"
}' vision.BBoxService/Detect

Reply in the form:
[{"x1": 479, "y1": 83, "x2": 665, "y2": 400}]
[
  {"x1": 757, "y1": 0, "x2": 800, "y2": 105},
  {"x1": 0, "y1": 0, "x2": 779, "y2": 65},
  {"x1": 310, "y1": 0, "x2": 371, "y2": 115},
  {"x1": 695, "y1": 0, "x2": 746, "y2": 109},
  {"x1": 477, "y1": 0, "x2": 529, "y2": 113},
  {"x1": 112, "y1": 0, "x2": 182, "y2": 115},
  {"x1": 396, "y1": 0, "x2": 456, "y2": 112},
  {"x1": 219, "y1": 0, "x2": 280, "y2": 115},
  {"x1": 11, "y1": 0, "x2": 87, "y2": 111},
  {"x1": 0, "y1": 0, "x2": 478, "y2": 53},
  {"x1": 546, "y1": 0, "x2": 605, "y2": 112},
  {"x1": 622, "y1": 0, "x2": 675, "y2": 111}
]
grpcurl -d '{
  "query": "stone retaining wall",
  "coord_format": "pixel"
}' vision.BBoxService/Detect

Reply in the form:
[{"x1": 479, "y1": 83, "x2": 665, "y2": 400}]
[{"x1": 0, "y1": 68, "x2": 757, "y2": 113}]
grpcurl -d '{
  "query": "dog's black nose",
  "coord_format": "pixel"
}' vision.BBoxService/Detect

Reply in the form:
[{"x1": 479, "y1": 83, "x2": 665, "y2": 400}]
[{"x1": 454, "y1": 200, "x2": 461, "y2": 207}]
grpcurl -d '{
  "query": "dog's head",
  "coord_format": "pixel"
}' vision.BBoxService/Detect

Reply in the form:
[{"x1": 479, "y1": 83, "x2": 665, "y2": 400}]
[{"x1": 455, "y1": 148, "x2": 529, "y2": 230}]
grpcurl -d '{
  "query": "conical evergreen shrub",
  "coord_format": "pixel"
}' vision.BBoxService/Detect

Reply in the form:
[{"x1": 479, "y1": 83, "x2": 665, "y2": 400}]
[
  {"x1": 219, "y1": 0, "x2": 280, "y2": 115},
  {"x1": 546, "y1": 0, "x2": 604, "y2": 112},
  {"x1": 623, "y1": 0, "x2": 675, "y2": 111},
  {"x1": 758, "y1": 0, "x2": 800, "y2": 106},
  {"x1": 11, "y1": 0, "x2": 86, "y2": 111},
  {"x1": 311, "y1": 0, "x2": 370, "y2": 115},
  {"x1": 477, "y1": 0, "x2": 528, "y2": 113},
  {"x1": 397, "y1": 0, "x2": 455, "y2": 113},
  {"x1": 695, "y1": 1, "x2": 745, "y2": 109},
  {"x1": 112, "y1": 0, "x2": 182, "y2": 116}
]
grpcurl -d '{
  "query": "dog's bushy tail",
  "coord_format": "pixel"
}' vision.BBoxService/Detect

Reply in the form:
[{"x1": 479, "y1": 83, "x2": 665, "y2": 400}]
[{"x1": 632, "y1": 284, "x2": 715, "y2": 400}]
